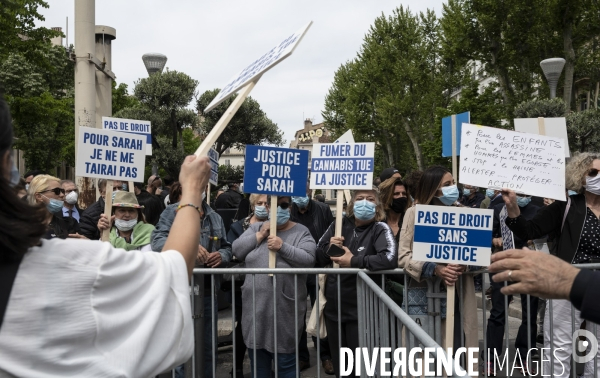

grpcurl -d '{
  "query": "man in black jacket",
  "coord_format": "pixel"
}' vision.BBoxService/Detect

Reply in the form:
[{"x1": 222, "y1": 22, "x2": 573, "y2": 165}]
[
  {"x1": 460, "y1": 185, "x2": 485, "y2": 208},
  {"x1": 214, "y1": 183, "x2": 243, "y2": 209},
  {"x1": 290, "y1": 184, "x2": 335, "y2": 374},
  {"x1": 79, "y1": 179, "x2": 107, "y2": 240},
  {"x1": 133, "y1": 182, "x2": 164, "y2": 225}
]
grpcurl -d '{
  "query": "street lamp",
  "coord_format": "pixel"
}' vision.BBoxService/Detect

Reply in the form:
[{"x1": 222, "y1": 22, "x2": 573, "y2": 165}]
[
  {"x1": 540, "y1": 58, "x2": 566, "y2": 99},
  {"x1": 142, "y1": 52, "x2": 167, "y2": 75},
  {"x1": 142, "y1": 53, "x2": 167, "y2": 175}
]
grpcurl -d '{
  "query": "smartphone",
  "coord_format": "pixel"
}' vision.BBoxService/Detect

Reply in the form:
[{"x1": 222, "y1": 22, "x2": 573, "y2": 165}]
[{"x1": 326, "y1": 244, "x2": 345, "y2": 258}]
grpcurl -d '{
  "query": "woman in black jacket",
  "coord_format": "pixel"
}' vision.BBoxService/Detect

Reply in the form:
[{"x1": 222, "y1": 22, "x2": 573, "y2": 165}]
[
  {"x1": 502, "y1": 152, "x2": 600, "y2": 377},
  {"x1": 316, "y1": 186, "x2": 397, "y2": 377}
]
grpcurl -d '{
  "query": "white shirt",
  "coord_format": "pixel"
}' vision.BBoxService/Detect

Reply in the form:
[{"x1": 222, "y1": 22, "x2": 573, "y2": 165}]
[{"x1": 0, "y1": 239, "x2": 193, "y2": 378}]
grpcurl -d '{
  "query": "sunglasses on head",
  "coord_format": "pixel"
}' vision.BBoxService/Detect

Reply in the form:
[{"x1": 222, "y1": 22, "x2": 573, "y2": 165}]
[
  {"x1": 278, "y1": 202, "x2": 290, "y2": 209},
  {"x1": 589, "y1": 168, "x2": 599, "y2": 178},
  {"x1": 40, "y1": 188, "x2": 65, "y2": 195}
]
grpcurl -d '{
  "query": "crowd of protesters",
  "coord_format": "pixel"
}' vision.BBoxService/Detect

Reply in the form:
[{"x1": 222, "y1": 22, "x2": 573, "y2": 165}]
[{"x1": 1, "y1": 90, "x2": 600, "y2": 378}]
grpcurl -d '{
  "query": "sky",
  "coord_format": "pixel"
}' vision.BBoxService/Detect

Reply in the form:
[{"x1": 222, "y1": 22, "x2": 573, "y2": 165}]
[{"x1": 39, "y1": 0, "x2": 445, "y2": 145}]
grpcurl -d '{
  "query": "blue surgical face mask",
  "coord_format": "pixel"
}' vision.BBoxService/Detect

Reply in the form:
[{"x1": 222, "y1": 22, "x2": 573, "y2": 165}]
[
  {"x1": 276, "y1": 206, "x2": 290, "y2": 225},
  {"x1": 10, "y1": 163, "x2": 19, "y2": 187},
  {"x1": 437, "y1": 185, "x2": 459, "y2": 206},
  {"x1": 516, "y1": 196, "x2": 531, "y2": 207},
  {"x1": 462, "y1": 188, "x2": 471, "y2": 197},
  {"x1": 43, "y1": 195, "x2": 64, "y2": 214},
  {"x1": 486, "y1": 189, "x2": 495, "y2": 199},
  {"x1": 342, "y1": 211, "x2": 346, "y2": 217},
  {"x1": 568, "y1": 190, "x2": 578, "y2": 196},
  {"x1": 254, "y1": 205, "x2": 268, "y2": 220},
  {"x1": 353, "y1": 199, "x2": 376, "y2": 220},
  {"x1": 292, "y1": 196, "x2": 310, "y2": 208},
  {"x1": 122, "y1": 183, "x2": 128, "y2": 191}
]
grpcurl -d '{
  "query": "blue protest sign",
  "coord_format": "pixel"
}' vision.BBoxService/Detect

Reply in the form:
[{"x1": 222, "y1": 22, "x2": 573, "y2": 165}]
[
  {"x1": 412, "y1": 204, "x2": 493, "y2": 265},
  {"x1": 243, "y1": 145, "x2": 309, "y2": 196},
  {"x1": 442, "y1": 112, "x2": 470, "y2": 157}
]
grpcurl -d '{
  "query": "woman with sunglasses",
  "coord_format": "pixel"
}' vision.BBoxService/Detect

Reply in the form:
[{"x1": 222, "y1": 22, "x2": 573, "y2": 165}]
[
  {"x1": 27, "y1": 175, "x2": 81, "y2": 240},
  {"x1": 232, "y1": 196, "x2": 316, "y2": 378},
  {"x1": 397, "y1": 166, "x2": 478, "y2": 369},
  {"x1": 502, "y1": 152, "x2": 600, "y2": 377}
]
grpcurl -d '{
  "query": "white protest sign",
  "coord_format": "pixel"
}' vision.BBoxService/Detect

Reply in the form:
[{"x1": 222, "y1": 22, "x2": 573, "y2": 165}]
[
  {"x1": 514, "y1": 117, "x2": 570, "y2": 157},
  {"x1": 310, "y1": 143, "x2": 375, "y2": 190},
  {"x1": 334, "y1": 130, "x2": 355, "y2": 144},
  {"x1": 75, "y1": 126, "x2": 146, "y2": 181},
  {"x1": 413, "y1": 205, "x2": 493, "y2": 266},
  {"x1": 208, "y1": 148, "x2": 219, "y2": 186},
  {"x1": 102, "y1": 116, "x2": 152, "y2": 155},
  {"x1": 204, "y1": 22, "x2": 312, "y2": 113},
  {"x1": 459, "y1": 124, "x2": 566, "y2": 201}
]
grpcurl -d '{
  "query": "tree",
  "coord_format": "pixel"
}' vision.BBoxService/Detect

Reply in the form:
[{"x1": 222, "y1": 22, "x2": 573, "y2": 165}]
[
  {"x1": 196, "y1": 89, "x2": 284, "y2": 155},
  {"x1": 112, "y1": 81, "x2": 140, "y2": 115},
  {"x1": 323, "y1": 7, "x2": 453, "y2": 171},
  {"x1": 129, "y1": 69, "x2": 198, "y2": 150},
  {"x1": 217, "y1": 165, "x2": 244, "y2": 187},
  {"x1": 567, "y1": 109, "x2": 600, "y2": 152},
  {"x1": 513, "y1": 98, "x2": 567, "y2": 118}
]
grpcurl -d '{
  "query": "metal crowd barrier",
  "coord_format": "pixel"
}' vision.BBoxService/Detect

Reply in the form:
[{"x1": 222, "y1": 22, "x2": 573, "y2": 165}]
[{"x1": 157, "y1": 264, "x2": 600, "y2": 378}]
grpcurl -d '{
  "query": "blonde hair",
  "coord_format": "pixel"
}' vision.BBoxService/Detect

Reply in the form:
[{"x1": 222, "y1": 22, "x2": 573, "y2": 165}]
[
  {"x1": 27, "y1": 174, "x2": 61, "y2": 205},
  {"x1": 565, "y1": 152, "x2": 600, "y2": 193},
  {"x1": 249, "y1": 193, "x2": 269, "y2": 210},
  {"x1": 346, "y1": 186, "x2": 386, "y2": 222}
]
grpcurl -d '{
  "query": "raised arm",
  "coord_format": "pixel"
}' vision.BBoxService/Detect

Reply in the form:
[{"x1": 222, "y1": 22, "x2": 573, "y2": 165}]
[
  {"x1": 162, "y1": 156, "x2": 211, "y2": 279},
  {"x1": 232, "y1": 222, "x2": 263, "y2": 261}
]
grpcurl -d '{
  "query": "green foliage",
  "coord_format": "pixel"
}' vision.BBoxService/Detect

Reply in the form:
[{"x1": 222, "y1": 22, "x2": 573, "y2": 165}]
[
  {"x1": 217, "y1": 165, "x2": 244, "y2": 187},
  {"x1": 196, "y1": 89, "x2": 284, "y2": 155},
  {"x1": 567, "y1": 109, "x2": 600, "y2": 152},
  {"x1": 513, "y1": 98, "x2": 567, "y2": 118},
  {"x1": 112, "y1": 81, "x2": 140, "y2": 115}
]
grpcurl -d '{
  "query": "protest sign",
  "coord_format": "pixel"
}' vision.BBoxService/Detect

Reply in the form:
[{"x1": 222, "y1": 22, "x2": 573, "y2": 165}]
[
  {"x1": 310, "y1": 143, "x2": 375, "y2": 190},
  {"x1": 244, "y1": 145, "x2": 309, "y2": 270},
  {"x1": 412, "y1": 205, "x2": 493, "y2": 266},
  {"x1": 204, "y1": 22, "x2": 312, "y2": 113},
  {"x1": 208, "y1": 148, "x2": 219, "y2": 186},
  {"x1": 442, "y1": 112, "x2": 470, "y2": 157},
  {"x1": 499, "y1": 207, "x2": 515, "y2": 251},
  {"x1": 333, "y1": 130, "x2": 355, "y2": 212},
  {"x1": 244, "y1": 145, "x2": 309, "y2": 196},
  {"x1": 102, "y1": 116, "x2": 152, "y2": 155},
  {"x1": 195, "y1": 22, "x2": 312, "y2": 159},
  {"x1": 459, "y1": 123, "x2": 566, "y2": 201},
  {"x1": 75, "y1": 126, "x2": 146, "y2": 182},
  {"x1": 514, "y1": 117, "x2": 570, "y2": 157}
]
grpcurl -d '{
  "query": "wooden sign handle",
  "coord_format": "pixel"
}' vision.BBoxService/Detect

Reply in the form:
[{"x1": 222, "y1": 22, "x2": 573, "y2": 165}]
[
  {"x1": 194, "y1": 79, "x2": 259, "y2": 158},
  {"x1": 537, "y1": 117, "x2": 546, "y2": 135},
  {"x1": 451, "y1": 114, "x2": 457, "y2": 180},
  {"x1": 128, "y1": 181, "x2": 135, "y2": 194},
  {"x1": 268, "y1": 195, "x2": 278, "y2": 275},
  {"x1": 445, "y1": 285, "x2": 456, "y2": 351},
  {"x1": 101, "y1": 180, "x2": 113, "y2": 242},
  {"x1": 332, "y1": 190, "x2": 345, "y2": 268}
]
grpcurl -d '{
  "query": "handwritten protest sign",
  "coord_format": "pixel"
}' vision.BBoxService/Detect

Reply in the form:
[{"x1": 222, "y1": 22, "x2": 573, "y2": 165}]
[
  {"x1": 204, "y1": 22, "x2": 312, "y2": 113},
  {"x1": 208, "y1": 148, "x2": 219, "y2": 186},
  {"x1": 310, "y1": 143, "x2": 375, "y2": 190},
  {"x1": 459, "y1": 123, "x2": 566, "y2": 201},
  {"x1": 102, "y1": 116, "x2": 152, "y2": 155},
  {"x1": 514, "y1": 117, "x2": 570, "y2": 157},
  {"x1": 75, "y1": 126, "x2": 146, "y2": 181},
  {"x1": 413, "y1": 205, "x2": 493, "y2": 266},
  {"x1": 243, "y1": 145, "x2": 309, "y2": 197}
]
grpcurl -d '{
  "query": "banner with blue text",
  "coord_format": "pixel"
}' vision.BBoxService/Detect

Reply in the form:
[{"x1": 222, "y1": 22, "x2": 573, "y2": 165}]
[
  {"x1": 310, "y1": 142, "x2": 375, "y2": 190},
  {"x1": 102, "y1": 116, "x2": 152, "y2": 155},
  {"x1": 75, "y1": 126, "x2": 146, "y2": 182},
  {"x1": 413, "y1": 204, "x2": 493, "y2": 266},
  {"x1": 243, "y1": 145, "x2": 309, "y2": 196}
]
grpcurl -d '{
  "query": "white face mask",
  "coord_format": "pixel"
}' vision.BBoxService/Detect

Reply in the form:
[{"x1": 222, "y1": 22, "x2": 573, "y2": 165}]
[
  {"x1": 65, "y1": 191, "x2": 78, "y2": 205},
  {"x1": 584, "y1": 175, "x2": 600, "y2": 196},
  {"x1": 115, "y1": 218, "x2": 138, "y2": 232}
]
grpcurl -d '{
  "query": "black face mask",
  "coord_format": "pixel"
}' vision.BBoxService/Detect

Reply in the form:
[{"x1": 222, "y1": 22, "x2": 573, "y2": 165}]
[{"x1": 390, "y1": 197, "x2": 408, "y2": 213}]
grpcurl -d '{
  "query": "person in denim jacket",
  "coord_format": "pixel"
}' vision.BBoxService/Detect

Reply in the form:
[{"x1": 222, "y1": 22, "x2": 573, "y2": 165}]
[{"x1": 151, "y1": 198, "x2": 232, "y2": 378}]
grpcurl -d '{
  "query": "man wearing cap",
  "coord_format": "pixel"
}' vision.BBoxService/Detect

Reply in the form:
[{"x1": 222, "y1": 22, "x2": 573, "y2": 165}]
[
  {"x1": 96, "y1": 191, "x2": 155, "y2": 251},
  {"x1": 379, "y1": 167, "x2": 402, "y2": 183},
  {"x1": 151, "y1": 190, "x2": 232, "y2": 378}
]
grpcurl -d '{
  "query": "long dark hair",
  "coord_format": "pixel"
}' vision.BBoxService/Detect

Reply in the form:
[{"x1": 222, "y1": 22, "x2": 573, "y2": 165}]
[
  {"x1": 414, "y1": 166, "x2": 450, "y2": 205},
  {"x1": 0, "y1": 98, "x2": 47, "y2": 263}
]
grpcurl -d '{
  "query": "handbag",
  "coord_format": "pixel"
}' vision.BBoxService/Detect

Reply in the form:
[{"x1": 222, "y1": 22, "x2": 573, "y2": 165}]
[
  {"x1": 384, "y1": 278, "x2": 404, "y2": 307},
  {"x1": 307, "y1": 274, "x2": 327, "y2": 339}
]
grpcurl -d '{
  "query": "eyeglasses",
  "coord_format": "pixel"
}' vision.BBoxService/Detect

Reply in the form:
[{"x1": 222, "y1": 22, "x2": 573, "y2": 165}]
[
  {"x1": 39, "y1": 188, "x2": 65, "y2": 195},
  {"x1": 279, "y1": 202, "x2": 290, "y2": 209},
  {"x1": 588, "y1": 168, "x2": 599, "y2": 178}
]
